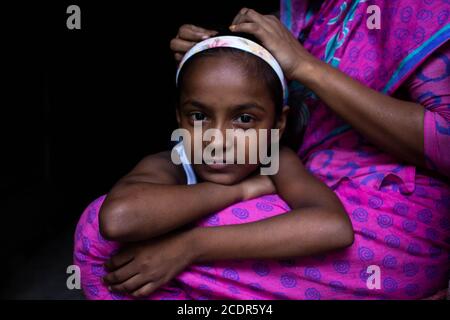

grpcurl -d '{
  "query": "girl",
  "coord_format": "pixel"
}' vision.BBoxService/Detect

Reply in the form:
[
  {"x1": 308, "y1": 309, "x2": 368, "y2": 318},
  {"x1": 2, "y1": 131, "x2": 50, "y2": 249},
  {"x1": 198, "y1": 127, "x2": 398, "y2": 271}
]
[{"x1": 74, "y1": 34, "x2": 354, "y2": 299}]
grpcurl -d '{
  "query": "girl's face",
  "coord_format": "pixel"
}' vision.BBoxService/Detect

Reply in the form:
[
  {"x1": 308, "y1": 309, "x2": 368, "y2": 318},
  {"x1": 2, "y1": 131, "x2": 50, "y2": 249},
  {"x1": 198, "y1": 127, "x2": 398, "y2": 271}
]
[{"x1": 177, "y1": 55, "x2": 288, "y2": 185}]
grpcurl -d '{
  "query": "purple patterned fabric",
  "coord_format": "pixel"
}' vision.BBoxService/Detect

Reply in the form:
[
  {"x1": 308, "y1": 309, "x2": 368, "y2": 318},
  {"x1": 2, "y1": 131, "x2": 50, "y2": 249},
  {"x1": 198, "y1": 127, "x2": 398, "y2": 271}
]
[{"x1": 407, "y1": 42, "x2": 450, "y2": 174}]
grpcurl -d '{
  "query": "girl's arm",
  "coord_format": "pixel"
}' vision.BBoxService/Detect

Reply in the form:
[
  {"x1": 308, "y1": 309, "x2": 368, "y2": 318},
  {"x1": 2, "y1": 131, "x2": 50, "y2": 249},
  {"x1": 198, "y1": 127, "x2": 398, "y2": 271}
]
[
  {"x1": 189, "y1": 147, "x2": 354, "y2": 263},
  {"x1": 99, "y1": 151, "x2": 273, "y2": 242},
  {"x1": 103, "y1": 148, "x2": 353, "y2": 297}
]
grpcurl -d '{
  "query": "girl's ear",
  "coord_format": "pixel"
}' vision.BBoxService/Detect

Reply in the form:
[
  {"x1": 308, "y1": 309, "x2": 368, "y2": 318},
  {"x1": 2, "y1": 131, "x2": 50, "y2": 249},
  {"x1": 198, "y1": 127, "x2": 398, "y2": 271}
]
[
  {"x1": 176, "y1": 108, "x2": 181, "y2": 126},
  {"x1": 275, "y1": 105, "x2": 290, "y2": 138}
]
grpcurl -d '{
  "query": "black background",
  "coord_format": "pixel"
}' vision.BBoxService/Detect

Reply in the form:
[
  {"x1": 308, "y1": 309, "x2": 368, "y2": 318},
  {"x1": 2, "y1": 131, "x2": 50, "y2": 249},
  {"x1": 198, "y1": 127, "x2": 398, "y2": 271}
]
[{"x1": 2, "y1": 1, "x2": 278, "y2": 298}]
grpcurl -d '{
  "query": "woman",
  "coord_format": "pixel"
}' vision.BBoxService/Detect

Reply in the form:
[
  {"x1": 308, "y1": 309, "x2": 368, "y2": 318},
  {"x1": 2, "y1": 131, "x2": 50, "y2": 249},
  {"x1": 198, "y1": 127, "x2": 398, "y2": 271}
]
[
  {"x1": 75, "y1": 0, "x2": 449, "y2": 299},
  {"x1": 171, "y1": 0, "x2": 450, "y2": 298}
]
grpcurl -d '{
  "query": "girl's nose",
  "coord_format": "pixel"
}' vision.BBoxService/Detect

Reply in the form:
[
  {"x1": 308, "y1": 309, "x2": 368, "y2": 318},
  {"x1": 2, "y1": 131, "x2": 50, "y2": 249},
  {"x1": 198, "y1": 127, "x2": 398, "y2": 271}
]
[{"x1": 204, "y1": 125, "x2": 234, "y2": 155}]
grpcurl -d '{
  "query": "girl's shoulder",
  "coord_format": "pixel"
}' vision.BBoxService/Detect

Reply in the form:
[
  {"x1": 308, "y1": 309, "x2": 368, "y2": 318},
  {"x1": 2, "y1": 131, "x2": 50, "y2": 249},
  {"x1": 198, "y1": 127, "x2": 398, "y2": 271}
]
[{"x1": 124, "y1": 150, "x2": 187, "y2": 185}]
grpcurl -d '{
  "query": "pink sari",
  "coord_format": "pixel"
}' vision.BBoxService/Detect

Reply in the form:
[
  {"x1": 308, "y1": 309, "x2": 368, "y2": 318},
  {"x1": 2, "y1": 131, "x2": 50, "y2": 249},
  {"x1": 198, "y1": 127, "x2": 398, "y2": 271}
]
[{"x1": 74, "y1": 0, "x2": 450, "y2": 299}]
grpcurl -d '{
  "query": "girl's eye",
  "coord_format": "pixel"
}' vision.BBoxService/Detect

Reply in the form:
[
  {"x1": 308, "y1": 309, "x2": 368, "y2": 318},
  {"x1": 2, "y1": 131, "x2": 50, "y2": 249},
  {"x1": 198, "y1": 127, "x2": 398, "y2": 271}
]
[
  {"x1": 235, "y1": 114, "x2": 254, "y2": 124},
  {"x1": 190, "y1": 112, "x2": 207, "y2": 121}
]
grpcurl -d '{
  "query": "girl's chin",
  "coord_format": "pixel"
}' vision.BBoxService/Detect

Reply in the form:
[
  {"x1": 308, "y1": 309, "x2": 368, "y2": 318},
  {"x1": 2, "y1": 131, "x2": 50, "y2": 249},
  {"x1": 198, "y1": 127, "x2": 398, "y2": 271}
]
[
  {"x1": 194, "y1": 164, "x2": 260, "y2": 185},
  {"x1": 197, "y1": 172, "x2": 242, "y2": 186},
  {"x1": 196, "y1": 168, "x2": 252, "y2": 186}
]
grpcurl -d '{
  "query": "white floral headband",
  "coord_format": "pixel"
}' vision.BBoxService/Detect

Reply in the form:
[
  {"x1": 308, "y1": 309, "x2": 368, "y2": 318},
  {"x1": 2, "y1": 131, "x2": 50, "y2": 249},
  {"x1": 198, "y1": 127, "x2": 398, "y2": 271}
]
[{"x1": 176, "y1": 36, "x2": 288, "y2": 103}]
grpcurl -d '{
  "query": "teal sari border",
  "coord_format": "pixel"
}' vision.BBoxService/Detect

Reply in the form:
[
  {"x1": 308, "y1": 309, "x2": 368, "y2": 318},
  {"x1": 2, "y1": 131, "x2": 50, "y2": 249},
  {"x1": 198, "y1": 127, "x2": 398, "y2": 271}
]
[
  {"x1": 282, "y1": 0, "x2": 293, "y2": 34},
  {"x1": 382, "y1": 23, "x2": 450, "y2": 94}
]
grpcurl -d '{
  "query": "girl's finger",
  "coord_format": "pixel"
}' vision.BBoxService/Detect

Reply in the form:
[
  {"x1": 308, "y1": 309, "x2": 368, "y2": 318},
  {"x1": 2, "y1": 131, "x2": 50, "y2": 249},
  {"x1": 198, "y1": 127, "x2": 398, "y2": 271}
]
[
  {"x1": 104, "y1": 250, "x2": 134, "y2": 271},
  {"x1": 170, "y1": 38, "x2": 197, "y2": 53},
  {"x1": 103, "y1": 261, "x2": 138, "y2": 285},
  {"x1": 109, "y1": 273, "x2": 145, "y2": 294},
  {"x1": 131, "y1": 281, "x2": 160, "y2": 298}
]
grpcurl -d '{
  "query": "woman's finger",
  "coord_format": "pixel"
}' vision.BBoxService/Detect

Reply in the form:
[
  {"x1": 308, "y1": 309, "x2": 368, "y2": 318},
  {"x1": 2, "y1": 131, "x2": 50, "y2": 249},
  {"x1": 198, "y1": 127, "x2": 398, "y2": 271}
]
[
  {"x1": 187, "y1": 24, "x2": 218, "y2": 36},
  {"x1": 103, "y1": 261, "x2": 137, "y2": 285},
  {"x1": 230, "y1": 22, "x2": 265, "y2": 40},
  {"x1": 231, "y1": 7, "x2": 250, "y2": 26},
  {"x1": 230, "y1": 11, "x2": 274, "y2": 36},
  {"x1": 233, "y1": 8, "x2": 272, "y2": 31},
  {"x1": 264, "y1": 14, "x2": 282, "y2": 29},
  {"x1": 108, "y1": 273, "x2": 145, "y2": 294},
  {"x1": 174, "y1": 53, "x2": 184, "y2": 62},
  {"x1": 243, "y1": 8, "x2": 269, "y2": 27},
  {"x1": 170, "y1": 38, "x2": 197, "y2": 53},
  {"x1": 178, "y1": 24, "x2": 217, "y2": 41}
]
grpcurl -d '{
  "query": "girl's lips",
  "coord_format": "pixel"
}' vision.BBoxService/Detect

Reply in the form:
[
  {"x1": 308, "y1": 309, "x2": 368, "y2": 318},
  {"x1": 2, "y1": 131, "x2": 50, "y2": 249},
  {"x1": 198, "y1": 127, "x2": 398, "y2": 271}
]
[
  {"x1": 204, "y1": 159, "x2": 231, "y2": 171},
  {"x1": 206, "y1": 163, "x2": 229, "y2": 170}
]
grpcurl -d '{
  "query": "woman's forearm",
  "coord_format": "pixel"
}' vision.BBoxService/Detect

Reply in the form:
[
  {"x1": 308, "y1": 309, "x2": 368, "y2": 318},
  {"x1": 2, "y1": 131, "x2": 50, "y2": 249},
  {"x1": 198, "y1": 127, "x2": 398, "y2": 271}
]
[
  {"x1": 100, "y1": 182, "x2": 243, "y2": 242},
  {"x1": 297, "y1": 59, "x2": 425, "y2": 167},
  {"x1": 190, "y1": 207, "x2": 354, "y2": 263}
]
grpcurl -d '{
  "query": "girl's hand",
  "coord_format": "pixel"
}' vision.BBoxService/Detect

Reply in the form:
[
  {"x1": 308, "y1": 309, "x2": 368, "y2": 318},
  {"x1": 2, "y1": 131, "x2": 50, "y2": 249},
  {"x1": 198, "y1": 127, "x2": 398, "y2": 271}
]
[
  {"x1": 230, "y1": 8, "x2": 316, "y2": 80},
  {"x1": 239, "y1": 174, "x2": 276, "y2": 201},
  {"x1": 170, "y1": 24, "x2": 218, "y2": 62},
  {"x1": 103, "y1": 230, "x2": 194, "y2": 298}
]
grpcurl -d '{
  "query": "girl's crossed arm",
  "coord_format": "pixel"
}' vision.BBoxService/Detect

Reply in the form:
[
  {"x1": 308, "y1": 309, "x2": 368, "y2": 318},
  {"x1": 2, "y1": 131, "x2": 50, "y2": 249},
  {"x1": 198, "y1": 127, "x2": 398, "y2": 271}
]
[
  {"x1": 189, "y1": 147, "x2": 354, "y2": 262},
  {"x1": 103, "y1": 148, "x2": 354, "y2": 297},
  {"x1": 99, "y1": 151, "x2": 273, "y2": 242}
]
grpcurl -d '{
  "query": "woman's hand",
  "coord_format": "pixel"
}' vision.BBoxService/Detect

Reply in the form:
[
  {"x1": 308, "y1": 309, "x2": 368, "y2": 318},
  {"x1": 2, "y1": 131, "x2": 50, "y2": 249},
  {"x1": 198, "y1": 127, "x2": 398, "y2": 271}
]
[
  {"x1": 103, "y1": 230, "x2": 195, "y2": 298},
  {"x1": 230, "y1": 8, "x2": 315, "y2": 80},
  {"x1": 170, "y1": 24, "x2": 218, "y2": 62},
  {"x1": 239, "y1": 173, "x2": 276, "y2": 201}
]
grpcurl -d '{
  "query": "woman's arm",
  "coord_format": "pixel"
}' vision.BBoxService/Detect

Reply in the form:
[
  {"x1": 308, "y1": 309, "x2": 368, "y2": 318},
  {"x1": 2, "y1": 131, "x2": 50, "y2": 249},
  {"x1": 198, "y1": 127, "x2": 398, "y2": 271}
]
[
  {"x1": 296, "y1": 57, "x2": 425, "y2": 167},
  {"x1": 189, "y1": 147, "x2": 353, "y2": 262},
  {"x1": 403, "y1": 43, "x2": 450, "y2": 176},
  {"x1": 229, "y1": 8, "x2": 444, "y2": 170},
  {"x1": 99, "y1": 151, "x2": 273, "y2": 242}
]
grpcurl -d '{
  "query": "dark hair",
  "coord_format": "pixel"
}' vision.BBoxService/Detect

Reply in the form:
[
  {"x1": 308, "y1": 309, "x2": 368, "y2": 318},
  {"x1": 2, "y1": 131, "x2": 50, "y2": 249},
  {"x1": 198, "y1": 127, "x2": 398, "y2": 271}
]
[
  {"x1": 176, "y1": 31, "x2": 305, "y2": 150},
  {"x1": 177, "y1": 32, "x2": 283, "y2": 114}
]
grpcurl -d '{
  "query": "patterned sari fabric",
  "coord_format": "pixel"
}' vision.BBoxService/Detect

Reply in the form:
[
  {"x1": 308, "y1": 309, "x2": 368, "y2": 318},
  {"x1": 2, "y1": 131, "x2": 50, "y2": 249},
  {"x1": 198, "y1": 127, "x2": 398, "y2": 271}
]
[{"x1": 74, "y1": 0, "x2": 450, "y2": 299}]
